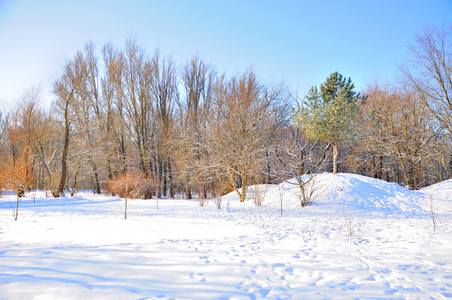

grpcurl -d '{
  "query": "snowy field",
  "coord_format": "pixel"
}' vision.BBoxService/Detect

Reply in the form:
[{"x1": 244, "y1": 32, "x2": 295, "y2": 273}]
[{"x1": 1, "y1": 173, "x2": 451, "y2": 299}]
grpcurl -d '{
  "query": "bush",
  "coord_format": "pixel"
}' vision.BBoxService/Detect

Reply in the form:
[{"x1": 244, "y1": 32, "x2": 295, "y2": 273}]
[
  {"x1": 104, "y1": 173, "x2": 156, "y2": 199},
  {"x1": 0, "y1": 171, "x2": 4, "y2": 196},
  {"x1": 253, "y1": 184, "x2": 267, "y2": 206}
]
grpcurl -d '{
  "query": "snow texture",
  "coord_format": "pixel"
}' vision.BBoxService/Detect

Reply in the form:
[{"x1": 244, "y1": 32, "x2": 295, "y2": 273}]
[{"x1": 1, "y1": 173, "x2": 451, "y2": 299}]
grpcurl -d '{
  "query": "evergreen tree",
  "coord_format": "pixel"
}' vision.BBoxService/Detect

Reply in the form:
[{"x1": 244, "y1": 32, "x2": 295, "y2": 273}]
[{"x1": 294, "y1": 72, "x2": 364, "y2": 175}]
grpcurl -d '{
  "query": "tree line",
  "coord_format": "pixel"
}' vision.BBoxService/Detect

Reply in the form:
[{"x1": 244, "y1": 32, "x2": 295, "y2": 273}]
[{"x1": 0, "y1": 22, "x2": 451, "y2": 204}]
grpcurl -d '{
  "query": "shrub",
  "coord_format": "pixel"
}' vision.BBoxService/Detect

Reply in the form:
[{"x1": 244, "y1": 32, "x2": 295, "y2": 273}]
[
  {"x1": 214, "y1": 197, "x2": 222, "y2": 209},
  {"x1": 104, "y1": 172, "x2": 156, "y2": 199},
  {"x1": 253, "y1": 184, "x2": 267, "y2": 206}
]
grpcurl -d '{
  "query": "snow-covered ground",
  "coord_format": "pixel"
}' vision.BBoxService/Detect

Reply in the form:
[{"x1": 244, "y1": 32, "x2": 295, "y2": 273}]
[{"x1": 1, "y1": 173, "x2": 451, "y2": 299}]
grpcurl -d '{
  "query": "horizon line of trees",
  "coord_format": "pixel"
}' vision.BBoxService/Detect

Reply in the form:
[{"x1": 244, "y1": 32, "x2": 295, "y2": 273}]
[{"x1": 0, "y1": 21, "x2": 451, "y2": 204}]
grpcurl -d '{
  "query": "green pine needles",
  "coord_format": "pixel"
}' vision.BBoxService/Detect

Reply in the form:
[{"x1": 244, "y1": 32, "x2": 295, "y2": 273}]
[{"x1": 294, "y1": 72, "x2": 365, "y2": 174}]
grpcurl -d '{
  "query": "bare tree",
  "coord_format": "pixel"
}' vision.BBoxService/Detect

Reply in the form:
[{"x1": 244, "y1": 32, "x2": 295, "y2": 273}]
[
  {"x1": 101, "y1": 42, "x2": 128, "y2": 178},
  {"x1": 150, "y1": 51, "x2": 178, "y2": 198},
  {"x1": 362, "y1": 82, "x2": 444, "y2": 189},
  {"x1": 78, "y1": 42, "x2": 104, "y2": 194},
  {"x1": 172, "y1": 55, "x2": 217, "y2": 199},
  {"x1": 402, "y1": 22, "x2": 452, "y2": 135},
  {"x1": 17, "y1": 88, "x2": 60, "y2": 197},
  {"x1": 0, "y1": 93, "x2": 57, "y2": 218},
  {"x1": 120, "y1": 37, "x2": 154, "y2": 179},
  {"x1": 206, "y1": 69, "x2": 287, "y2": 202},
  {"x1": 53, "y1": 54, "x2": 82, "y2": 196},
  {"x1": 272, "y1": 119, "x2": 329, "y2": 206},
  {"x1": 401, "y1": 22, "x2": 452, "y2": 183}
]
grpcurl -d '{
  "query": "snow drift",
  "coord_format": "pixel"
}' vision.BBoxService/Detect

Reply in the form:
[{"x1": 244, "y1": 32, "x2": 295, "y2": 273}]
[{"x1": 0, "y1": 173, "x2": 451, "y2": 299}]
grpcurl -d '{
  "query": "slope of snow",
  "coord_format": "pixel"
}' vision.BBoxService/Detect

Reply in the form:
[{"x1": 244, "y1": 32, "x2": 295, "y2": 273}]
[
  {"x1": 226, "y1": 173, "x2": 430, "y2": 215},
  {"x1": 0, "y1": 173, "x2": 451, "y2": 299},
  {"x1": 420, "y1": 179, "x2": 452, "y2": 214}
]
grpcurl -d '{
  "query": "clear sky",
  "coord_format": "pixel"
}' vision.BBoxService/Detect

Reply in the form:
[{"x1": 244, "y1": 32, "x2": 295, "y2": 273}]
[{"x1": 0, "y1": 0, "x2": 451, "y2": 106}]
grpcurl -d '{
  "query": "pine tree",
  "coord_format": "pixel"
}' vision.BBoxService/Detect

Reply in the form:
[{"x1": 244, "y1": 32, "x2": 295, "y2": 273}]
[{"x1": 294, "y1": 72, "x2": 364, "y2": 175}]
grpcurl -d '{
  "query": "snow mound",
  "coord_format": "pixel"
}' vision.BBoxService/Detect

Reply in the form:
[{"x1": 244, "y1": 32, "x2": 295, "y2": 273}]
[
  {"x1": 421, "y1": 179, "x2": 452, "y2": 199},
  {"x1": 420, "y1": 179, "x2": 452, "y2": 214},
  {"x1": 330, "y1": 173, "x2": 428, "y2": 214},
  {"x1": 223, "y1": 173, "x2": 430, "y2": 215}
]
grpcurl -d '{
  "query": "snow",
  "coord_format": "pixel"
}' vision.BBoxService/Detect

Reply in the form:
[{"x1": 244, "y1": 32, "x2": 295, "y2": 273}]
[{"x1": 1, "y1": 173, "x2": 451, "y2": 299}]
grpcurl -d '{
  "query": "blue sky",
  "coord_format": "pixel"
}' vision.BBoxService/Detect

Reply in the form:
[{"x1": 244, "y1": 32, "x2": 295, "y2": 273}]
[{"x1": 0, "y1": 0, "x2": 451, "y2": 106}]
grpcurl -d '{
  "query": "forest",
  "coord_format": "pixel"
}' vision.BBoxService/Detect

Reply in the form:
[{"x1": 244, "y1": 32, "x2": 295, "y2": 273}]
[{"x1": 0, "y1": 22, "x2": 451, "y2": 202}]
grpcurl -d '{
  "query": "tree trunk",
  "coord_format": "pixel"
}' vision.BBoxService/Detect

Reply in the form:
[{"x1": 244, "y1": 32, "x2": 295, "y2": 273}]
[
  {"x1": 93, "y1": 168, "x2": 101, "y2": 194},
  {"x1": 157, "y1": 159, "x2": 163, "y2": 198},
  {"x1": 37, "y1": 144, "x2": 58, "y2": 198},
  {"x1": 58, "y1": 99, "x2": 70, "y2": 196},
  {"x1": 89, "y1": 157, "x2": 101, "y2": 194},
  {"x1": 300, "y1": 184, "x2": 306, "y2": 206},
  {"x1": 265, "y1": 151, "x2": 272, "y2": 184},
  {"x1": 447, "y1": 156, "x2": 452, "y2": 179},
  {"x1": 107, "y1": 157, "x2": 113, "y2": 180},
  {"x1": 120, "y1": 136, "x2": 127, "y2": 174},
  {"x1": 139, "y1": 145, "x2": 149, "y2": 178},
  {"x1": 162, "y1": 160, "x2": 168, "y2": 197},
  {"x1": 124, "y1": 198, "x2": 128, "y2": 220},
  {"x1": 69, "y1": 165, "x2": 80, "y2": 197},
  {"x1": 332, "y1": 143, "x2": 338, "y2": 175},
  {"x1": 377, "y1": 155, "x2": 383, "y2": 179},
  {"x1": 14, "y1": 194, "x2": 19, "y2": 221},
  {"x1": 168, "y1": 160, "x2": 174, "y2": 198},
  {"x1": 200, "y1": 173, "x2": 207, "y2": 199},
  {"x1": 239, "y1": 188, "x2": 246, "y2": 202}
]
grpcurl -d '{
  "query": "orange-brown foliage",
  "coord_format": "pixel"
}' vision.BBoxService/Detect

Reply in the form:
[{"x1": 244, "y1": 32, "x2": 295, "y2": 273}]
[
  {"x1": 0, "y1": 153, "x2": 31, "y2": 196},
  {"x1": 104, "y1": 172, "x2": 156, "y2": 199}
]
